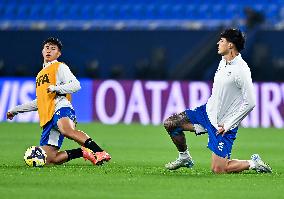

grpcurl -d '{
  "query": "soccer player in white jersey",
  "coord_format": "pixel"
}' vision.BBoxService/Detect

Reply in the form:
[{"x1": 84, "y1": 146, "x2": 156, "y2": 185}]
[
  {"x1": 6, "y1": 37, "x2": 111, "y2": 166},
  {"x1": 163, "y1": 28, "x2": 272, "y2": 173}
]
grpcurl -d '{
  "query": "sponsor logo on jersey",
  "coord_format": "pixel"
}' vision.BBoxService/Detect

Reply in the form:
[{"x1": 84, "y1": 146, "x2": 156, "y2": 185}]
[{"x1": 36, "y1": 74, "x2": 50, "y2": 87}]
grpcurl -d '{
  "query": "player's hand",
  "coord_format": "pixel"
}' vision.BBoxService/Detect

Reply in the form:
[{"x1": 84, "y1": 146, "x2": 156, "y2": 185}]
[
  {"x1": 6, "y1": 112, "x2": 15, "y2": 120},
  {"x1": 217, "y1": 124, "x2": 225, "y2": 136},
  {"x1": 47, "y1": 85, "x2": 56, "y2": 93}
]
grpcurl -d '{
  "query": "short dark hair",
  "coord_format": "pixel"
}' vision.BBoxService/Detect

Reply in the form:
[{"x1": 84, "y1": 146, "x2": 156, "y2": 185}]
[
  {"x1": 42, "y1": 37, "x2": 63, "y2": 51},
  {"x1": 220, "y1": 28, "x2": 245, "y2": 52}
]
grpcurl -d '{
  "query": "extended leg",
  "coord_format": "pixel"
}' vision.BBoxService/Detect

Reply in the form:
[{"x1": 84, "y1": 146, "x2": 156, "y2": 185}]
[
  {"x1": 211, "y1": 153, "x2": 249, "y2": 173},
  {"x1": 57, "y1": 117, "x2": 111, "y2": 165}
]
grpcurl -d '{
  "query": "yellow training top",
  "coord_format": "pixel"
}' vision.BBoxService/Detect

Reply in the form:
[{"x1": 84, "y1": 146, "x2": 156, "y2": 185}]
[{"x1": 35, "y1": 61, "x2": 70, "y2": 127}]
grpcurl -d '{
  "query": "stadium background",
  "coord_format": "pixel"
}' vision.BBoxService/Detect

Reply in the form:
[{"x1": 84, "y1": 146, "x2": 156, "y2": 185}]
[
  {"x1": 1, "y1": 0, "x2": 284, "y2": 127},
  {"x1": 0, "y1": 1, "x2": 284, "y2": 199}
]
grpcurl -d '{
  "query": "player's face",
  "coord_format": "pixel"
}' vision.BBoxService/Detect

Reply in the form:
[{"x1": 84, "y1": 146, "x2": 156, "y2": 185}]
[
  {"x1": 217, "y1": 38, "x2": 230, "y2": 55},
  {"x1": 42, "y1": 43, "x2": 61, "y2": 63}
]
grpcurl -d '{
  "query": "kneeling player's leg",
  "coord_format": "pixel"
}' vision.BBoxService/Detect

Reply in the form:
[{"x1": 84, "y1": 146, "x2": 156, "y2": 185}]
[
  {"x1": 208, "y1": 133, "x2": 248, "y2": 173},
  {"x1": 211, "y1": 153, "x2": 250, "y2": 174},
  {"x1": 211, "y1": 153, "x2": 228, "y2": 173},
  {"x1": 209, "y1": 135, "x2": 251, "y2": 173},
  {"x1": 163, "y1": 111, "x2": 194, "y2": 152},
  {"x1": 211, "y1": 152, "x2": 273, "y2": 174}
]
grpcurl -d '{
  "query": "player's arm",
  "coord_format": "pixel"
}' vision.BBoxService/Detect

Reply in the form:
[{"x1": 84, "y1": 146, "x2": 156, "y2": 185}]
[
  {"x1": 6, "y1": 99, "x2": 38, "y2": 120},
  {"x1": 222, "y1": 67, "x2": 256, "y2": 133},
  {"x1": 47, "y1": 63, "x2": 81, "y2": 94}
]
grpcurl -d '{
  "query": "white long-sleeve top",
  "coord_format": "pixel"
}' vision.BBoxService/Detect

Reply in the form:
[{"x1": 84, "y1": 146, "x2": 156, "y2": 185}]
[
  {"x1": 206, "y1": 54, "x2": 256, "y2": 132},
  {"x1": 9, "y1": 60, "x2": 81, "y2": 115}
]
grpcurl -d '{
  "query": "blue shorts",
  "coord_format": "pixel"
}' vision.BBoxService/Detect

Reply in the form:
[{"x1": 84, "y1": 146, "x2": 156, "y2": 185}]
[
  {"x1": 185, "y1": 104, "x2": 237, "y2": 159},
  {"x1": 40, "y1": 107, "x2": 76, "y2": 149}
]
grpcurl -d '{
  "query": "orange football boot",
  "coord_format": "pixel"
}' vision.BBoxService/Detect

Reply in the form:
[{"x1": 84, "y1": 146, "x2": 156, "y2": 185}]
[
  {"x1": 81, "y1": 147, "x2": 97, "y2": 165},
  {"x1": 95, "y1": 151, "x2": 111, "y2": 165}
]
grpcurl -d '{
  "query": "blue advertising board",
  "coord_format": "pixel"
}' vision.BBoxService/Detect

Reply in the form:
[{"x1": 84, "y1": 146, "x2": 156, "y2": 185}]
[{"x1": 0, "y1": 78, "x2": 92, "y2": 124}]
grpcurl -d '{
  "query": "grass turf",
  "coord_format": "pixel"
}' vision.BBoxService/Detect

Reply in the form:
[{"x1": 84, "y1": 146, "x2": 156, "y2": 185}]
[{"x1": 0, "y1": 122, "x2": 283, "y2": 199}]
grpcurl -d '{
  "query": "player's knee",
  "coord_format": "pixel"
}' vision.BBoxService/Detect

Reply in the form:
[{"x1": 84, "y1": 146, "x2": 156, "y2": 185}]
[
  {"x1": 163, "y1": 113, "x2": 182, "y2": 131},
  {"x1": 163, "y1": 117, "x2": 175, "y2": 132},
  {"x1": 211, "y1": 167, "x2": 223, "y2": 174},
  {"x1": 211, "y1": 165, "x2": 226, "y2": 174},
  {"x1": 164, "y1": 117, "x2": 183, "y2": 137}
]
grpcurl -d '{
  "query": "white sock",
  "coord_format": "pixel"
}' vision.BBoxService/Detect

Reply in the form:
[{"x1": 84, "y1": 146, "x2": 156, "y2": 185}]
[
  {"x1": 248, "y1": 160, "x2": 256, "y2": 169},
  {"x1": 178, "y1": 149, "x2": 191, "y2": 160}
]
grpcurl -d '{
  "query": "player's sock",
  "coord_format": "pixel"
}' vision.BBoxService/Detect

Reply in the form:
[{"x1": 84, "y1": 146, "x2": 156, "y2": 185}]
[
  {"x1": 66, "y1": 148, "x2": 83, "y2": 161},
  {"x1": 248, "y1": 160, "x2": 256, "y2": 169},
  {"x1": 178, "y1": 149, "x2": 191, "y2": 160},
  {"x1": 84, "y1": 138, "x2": 103, "y2": 153}
]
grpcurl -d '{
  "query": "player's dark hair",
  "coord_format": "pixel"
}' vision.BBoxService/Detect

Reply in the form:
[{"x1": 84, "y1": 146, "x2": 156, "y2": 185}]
[
  {"x1": 42, "y1": 37, "x2": 63, "y2": 51},
  {"x1": 220, "y1": 28, "x2": 245, "y2": 52}
]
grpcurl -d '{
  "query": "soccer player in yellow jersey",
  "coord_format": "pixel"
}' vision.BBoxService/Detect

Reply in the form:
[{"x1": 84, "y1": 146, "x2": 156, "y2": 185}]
[{"x1": 6, "y1": 37, "x2": 111, "y2": 165}]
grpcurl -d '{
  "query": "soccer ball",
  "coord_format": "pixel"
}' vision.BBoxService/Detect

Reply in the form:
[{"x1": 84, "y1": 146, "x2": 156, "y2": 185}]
[{"x1": 24, "y1": 146, "x2": 47, "y2": 167}]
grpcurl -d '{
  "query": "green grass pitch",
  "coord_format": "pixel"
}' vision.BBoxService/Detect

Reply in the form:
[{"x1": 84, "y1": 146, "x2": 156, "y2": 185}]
[{"x1": 0, "y1": 122, "x2": 283, "y2": 199}]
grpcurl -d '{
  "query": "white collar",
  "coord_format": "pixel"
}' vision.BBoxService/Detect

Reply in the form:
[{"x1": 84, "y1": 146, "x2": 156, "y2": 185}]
[
  {"x1": 222, "y1": 53, "x2": 241, "y2": 65},
  {"x1": 43, "y1": 60, "x2": 58, "y2": 68}
]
